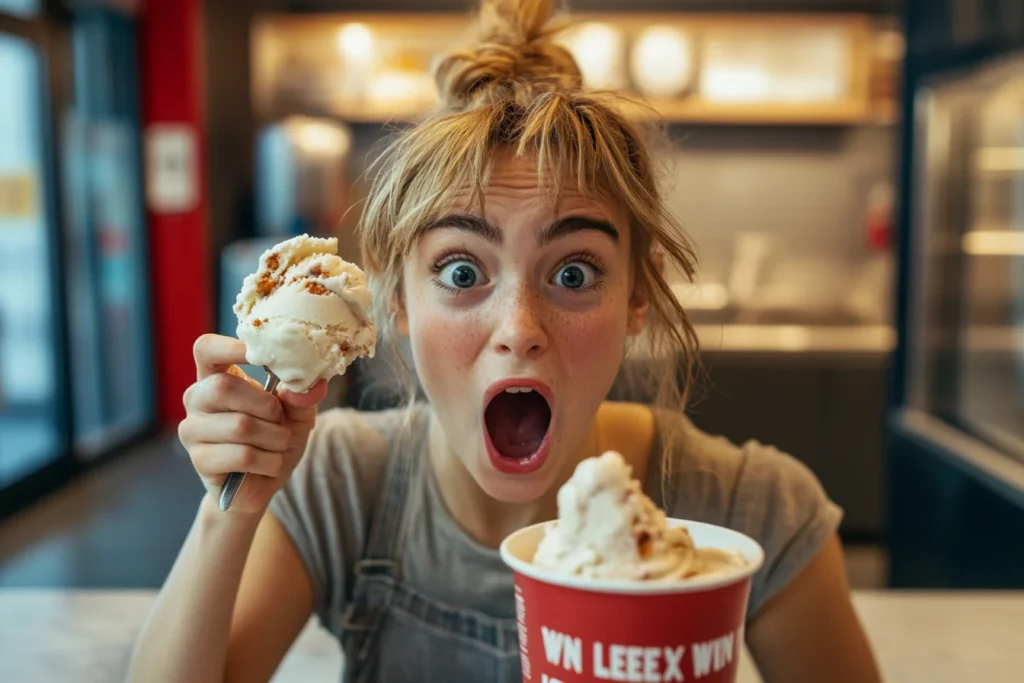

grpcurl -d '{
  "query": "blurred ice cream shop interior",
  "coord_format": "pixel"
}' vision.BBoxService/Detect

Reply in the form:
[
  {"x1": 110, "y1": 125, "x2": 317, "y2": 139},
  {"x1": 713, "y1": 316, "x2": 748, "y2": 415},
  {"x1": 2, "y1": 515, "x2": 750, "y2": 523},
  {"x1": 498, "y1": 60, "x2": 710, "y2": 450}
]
[{"x1": 2, "y1": 0, "x2": 1024, "y2": 678}]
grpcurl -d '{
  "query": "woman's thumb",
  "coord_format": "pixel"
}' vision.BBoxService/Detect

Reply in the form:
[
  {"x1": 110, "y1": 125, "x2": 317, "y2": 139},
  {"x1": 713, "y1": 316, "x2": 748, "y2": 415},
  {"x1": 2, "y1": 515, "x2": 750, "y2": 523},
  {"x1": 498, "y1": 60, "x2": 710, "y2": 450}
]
[{"x1": 278, "y1": 380, "x2": 329, "y2": 427}]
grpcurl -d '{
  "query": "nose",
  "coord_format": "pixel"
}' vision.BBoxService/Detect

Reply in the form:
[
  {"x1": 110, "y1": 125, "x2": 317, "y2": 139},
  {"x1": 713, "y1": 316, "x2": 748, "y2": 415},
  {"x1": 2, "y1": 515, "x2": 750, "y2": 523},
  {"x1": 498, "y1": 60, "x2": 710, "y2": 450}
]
[{"x1": 492, "y1": 286, "x2": 548, "y2": 359}]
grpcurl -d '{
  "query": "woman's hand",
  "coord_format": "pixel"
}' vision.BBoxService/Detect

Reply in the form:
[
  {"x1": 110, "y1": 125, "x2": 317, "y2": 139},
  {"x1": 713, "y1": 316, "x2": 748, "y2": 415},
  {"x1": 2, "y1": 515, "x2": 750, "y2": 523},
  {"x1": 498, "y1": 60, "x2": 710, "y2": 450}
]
[{"x1": 178, "y1": 334, "x2": 328, "y2": 516}]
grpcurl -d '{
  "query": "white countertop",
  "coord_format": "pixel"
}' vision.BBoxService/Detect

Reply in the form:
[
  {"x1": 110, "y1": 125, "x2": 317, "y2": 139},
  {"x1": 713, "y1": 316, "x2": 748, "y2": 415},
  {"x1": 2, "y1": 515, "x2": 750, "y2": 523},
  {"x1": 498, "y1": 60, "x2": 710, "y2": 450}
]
[{"x1": 1, "y1": 589, "x2": 1021, "y2": 682}]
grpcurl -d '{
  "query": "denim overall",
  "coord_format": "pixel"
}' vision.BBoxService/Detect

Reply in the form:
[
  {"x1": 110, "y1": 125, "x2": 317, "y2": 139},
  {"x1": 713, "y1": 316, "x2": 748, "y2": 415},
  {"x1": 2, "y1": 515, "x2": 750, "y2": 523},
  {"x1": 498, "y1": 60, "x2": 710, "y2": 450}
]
[{"x1": 339, "y1": 414, "x2": 523, "y2": 683}]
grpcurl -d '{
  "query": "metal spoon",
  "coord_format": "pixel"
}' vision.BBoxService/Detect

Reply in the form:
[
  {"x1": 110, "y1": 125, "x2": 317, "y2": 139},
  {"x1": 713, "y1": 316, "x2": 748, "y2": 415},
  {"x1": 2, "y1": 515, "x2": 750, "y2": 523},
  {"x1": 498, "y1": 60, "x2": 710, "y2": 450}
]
[{"x1": 219, "y1": 367, "x2": 281, "y2": 511}]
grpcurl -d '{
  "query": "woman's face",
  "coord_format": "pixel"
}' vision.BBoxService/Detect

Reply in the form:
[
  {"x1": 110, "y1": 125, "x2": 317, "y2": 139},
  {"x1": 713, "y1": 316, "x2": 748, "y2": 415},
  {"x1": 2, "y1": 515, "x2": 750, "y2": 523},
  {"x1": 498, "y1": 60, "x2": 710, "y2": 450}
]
[{"x1": 401, "y1": 152, "x2": 648, "y2": 503}]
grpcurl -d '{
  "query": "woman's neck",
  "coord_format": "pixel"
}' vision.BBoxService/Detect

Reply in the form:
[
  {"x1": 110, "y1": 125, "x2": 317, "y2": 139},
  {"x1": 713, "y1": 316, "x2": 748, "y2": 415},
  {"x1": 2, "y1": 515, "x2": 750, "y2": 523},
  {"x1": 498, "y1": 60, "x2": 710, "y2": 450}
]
[{"x1": 427, "y1": 409, "x2": 604, "y2": 549}]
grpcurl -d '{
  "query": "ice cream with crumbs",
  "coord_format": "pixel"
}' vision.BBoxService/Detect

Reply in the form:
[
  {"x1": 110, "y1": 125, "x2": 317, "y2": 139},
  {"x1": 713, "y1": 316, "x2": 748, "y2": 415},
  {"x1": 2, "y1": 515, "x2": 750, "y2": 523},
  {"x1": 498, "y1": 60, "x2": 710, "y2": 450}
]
[
  {"x1": 234, "y1": 235, "x2": 376, "y2": 393},
  {"x1": 534, "y1": 451, "x2": 746, "y2": 580}
]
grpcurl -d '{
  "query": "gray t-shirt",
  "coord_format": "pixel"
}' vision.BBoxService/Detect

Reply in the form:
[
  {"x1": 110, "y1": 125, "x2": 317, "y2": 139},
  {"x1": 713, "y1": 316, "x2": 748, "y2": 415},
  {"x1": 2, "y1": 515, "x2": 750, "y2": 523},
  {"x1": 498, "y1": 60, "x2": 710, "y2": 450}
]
[{"x1": 270, "y1": 403, "x2": 842, "y2": 638}]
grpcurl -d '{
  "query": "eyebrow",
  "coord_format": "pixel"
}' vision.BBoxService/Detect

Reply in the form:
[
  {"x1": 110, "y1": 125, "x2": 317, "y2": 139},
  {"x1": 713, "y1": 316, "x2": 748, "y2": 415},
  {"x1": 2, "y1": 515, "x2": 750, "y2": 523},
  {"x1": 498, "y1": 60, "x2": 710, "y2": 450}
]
[
  {"x1": 419, "y1": 213, "x2": 502, "y2": 244},
  {"x1": 536, "y1": 215, "x2": 620, "y2": 246},
  {"x1": 419, "y1": 212, "x2": 620, "y2": 246}
]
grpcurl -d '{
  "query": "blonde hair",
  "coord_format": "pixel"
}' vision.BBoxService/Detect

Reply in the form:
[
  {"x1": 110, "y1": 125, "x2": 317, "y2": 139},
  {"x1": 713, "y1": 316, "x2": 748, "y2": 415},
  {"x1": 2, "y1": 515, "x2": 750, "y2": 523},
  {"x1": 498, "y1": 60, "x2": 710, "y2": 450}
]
[{"x1": 357, "y1": 0, "x2": 700, "y2": 487}]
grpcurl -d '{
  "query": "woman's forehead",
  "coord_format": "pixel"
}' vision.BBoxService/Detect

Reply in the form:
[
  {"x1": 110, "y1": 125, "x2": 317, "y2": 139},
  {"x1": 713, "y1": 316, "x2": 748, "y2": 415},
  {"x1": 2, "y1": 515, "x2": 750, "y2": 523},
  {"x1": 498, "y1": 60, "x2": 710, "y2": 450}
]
[{"x1": 445, "y1": 152, "x2": 626, "y2": 224}]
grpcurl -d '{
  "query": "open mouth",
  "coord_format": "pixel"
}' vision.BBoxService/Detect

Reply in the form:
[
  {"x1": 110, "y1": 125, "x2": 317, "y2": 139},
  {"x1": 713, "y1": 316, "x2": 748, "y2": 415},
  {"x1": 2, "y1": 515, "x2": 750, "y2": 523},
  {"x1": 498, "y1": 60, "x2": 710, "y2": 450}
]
[{"x1": 484, "y1": 383, "x2": 553, "y2": 473}]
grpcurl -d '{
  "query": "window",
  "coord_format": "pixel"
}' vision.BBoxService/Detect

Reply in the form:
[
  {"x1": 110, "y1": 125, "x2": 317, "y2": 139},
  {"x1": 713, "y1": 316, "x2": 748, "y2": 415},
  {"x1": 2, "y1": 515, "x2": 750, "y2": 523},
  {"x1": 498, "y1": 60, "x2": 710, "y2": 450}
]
[
  {"x1": 0, "y1": 33, "x2": 61, "y2": 485},
  {"x1": 63, "y1": 12, "x2": 153, "y2": 456}
]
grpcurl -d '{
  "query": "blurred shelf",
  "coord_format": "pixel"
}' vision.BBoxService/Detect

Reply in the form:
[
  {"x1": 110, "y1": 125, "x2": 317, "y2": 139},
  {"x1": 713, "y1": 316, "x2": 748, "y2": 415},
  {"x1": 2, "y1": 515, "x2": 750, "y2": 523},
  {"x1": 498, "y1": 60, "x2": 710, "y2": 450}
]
[
  {"x1": 253, "y1": 11, "x2": 902, "y2": 128},
  {"x1": 275, "y1": 98, "x2": 899, "y2": 127},
  {"x1": 620, "y1": 98, "x2": 896, "y2": 126},
  {"x1": 694, "y1": 324, "x2": 895, "y2": 354},
  {"x1": 627, "y1": 324, "x2": 895, "y2": 356}
]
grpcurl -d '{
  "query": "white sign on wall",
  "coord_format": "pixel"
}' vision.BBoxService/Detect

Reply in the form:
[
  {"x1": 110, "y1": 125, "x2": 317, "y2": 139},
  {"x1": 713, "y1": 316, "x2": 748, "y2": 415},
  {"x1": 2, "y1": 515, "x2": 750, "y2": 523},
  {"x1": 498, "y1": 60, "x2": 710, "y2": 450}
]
[{"x1": 144, "y1": 124, "x2": 199, "y2": 214}]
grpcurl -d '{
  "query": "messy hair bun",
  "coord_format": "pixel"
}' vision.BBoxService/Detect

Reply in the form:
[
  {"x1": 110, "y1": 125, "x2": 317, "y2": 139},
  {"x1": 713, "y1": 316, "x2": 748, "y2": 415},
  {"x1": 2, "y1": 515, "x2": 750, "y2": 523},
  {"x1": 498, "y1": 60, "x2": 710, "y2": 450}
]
[{"x1": 435, "y1": 0, "x2": 582, "y2": 110}]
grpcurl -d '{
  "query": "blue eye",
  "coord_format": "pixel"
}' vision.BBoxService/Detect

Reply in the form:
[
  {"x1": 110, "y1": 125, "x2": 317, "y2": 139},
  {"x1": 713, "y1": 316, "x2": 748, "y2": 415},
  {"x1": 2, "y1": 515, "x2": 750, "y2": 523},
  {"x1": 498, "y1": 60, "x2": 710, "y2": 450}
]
[
  {"x1": 553, "y1": 262, "x2": 597, "y2": 289},
  {"x1": 438, "y1": 260, "x2": 483, "y2": 289}
]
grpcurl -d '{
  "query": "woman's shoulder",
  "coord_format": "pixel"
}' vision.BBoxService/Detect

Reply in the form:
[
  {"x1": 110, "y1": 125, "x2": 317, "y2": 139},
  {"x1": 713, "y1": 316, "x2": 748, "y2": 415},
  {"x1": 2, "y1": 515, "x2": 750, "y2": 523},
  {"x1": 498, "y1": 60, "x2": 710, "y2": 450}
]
[
  {"x1": 598, "y1": 403, "x2": 834, "y2": 527},
  {"x1": 310, "y1": 404, "x2": 416, "y2": 455},
  {"x1": 650, "y1": 408, "x2": 832, "y2": 517},
  {"x1": 596, "y1": 402, "x2": 656, "y2": 478},
  {"x1": 301, "y1": 403, "x2": 429, "y2": 487},
  {"x1": 651, "y1": 408, "x2": 844, "y2": 618},
  {"x1": 272, "y1": 403, "x2": 430, "y2": 532}
]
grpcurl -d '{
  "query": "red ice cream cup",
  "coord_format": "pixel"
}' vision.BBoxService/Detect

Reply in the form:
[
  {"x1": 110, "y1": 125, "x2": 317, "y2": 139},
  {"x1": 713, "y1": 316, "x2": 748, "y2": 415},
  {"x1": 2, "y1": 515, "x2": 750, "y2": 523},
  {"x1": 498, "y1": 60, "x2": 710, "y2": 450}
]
[{"x1": 500, "y1": 520, "x2": 764, "y2": 683}]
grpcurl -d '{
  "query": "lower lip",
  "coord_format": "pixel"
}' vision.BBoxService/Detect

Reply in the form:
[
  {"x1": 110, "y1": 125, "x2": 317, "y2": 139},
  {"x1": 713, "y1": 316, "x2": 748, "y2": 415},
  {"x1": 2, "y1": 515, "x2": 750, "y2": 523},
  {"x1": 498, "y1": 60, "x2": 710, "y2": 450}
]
[{"x1": 483, "y1": 415, "x2": 552, "y2": 475}]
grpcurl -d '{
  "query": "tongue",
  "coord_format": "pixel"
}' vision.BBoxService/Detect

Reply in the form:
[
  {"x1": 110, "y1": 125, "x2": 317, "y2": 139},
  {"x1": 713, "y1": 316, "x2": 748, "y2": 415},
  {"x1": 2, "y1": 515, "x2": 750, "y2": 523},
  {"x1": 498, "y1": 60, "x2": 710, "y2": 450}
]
[{"x1": 485, "y1": 391, "x2": 551, "y2": 459}]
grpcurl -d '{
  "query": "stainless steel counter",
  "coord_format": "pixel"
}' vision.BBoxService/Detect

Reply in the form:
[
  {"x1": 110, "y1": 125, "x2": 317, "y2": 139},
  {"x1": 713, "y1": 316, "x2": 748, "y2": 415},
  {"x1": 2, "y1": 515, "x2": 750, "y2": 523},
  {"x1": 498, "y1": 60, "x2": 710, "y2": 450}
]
[
  {"x1": 695, "y1": 324, "x2": 896, "y2": 354},
  {"x1": 2, "y1": 589, "x2": 1022, "y2": 682},
  {"x1": 625, "y1": 325, "x2": 895, "y2": 359}
]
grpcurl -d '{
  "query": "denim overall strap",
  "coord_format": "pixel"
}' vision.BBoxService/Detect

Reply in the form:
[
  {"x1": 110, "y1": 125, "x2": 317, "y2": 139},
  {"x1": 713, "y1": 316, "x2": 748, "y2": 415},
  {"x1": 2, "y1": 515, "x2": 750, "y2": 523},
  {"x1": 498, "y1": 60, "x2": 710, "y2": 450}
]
[{"x1": 340, "y1": 408, "x2": 422, "y2": 670}]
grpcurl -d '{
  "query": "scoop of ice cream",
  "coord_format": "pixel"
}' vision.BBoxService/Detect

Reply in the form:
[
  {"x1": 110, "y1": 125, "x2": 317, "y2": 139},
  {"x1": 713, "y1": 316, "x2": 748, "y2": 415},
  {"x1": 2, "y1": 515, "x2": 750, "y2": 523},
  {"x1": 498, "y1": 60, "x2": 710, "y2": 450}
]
[
  {"x1": 533, "y1": 451, "x2": 745, "y2": 580},
  {"x1": 234, "y1": 235, "x2": 377, "y2": 393}
]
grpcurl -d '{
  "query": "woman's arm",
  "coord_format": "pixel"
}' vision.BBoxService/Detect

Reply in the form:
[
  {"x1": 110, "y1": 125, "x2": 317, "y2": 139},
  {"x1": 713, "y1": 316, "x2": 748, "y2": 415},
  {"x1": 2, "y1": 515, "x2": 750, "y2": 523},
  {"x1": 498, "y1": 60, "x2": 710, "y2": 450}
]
[
  {"x1": 128, "y1": 335, "x2": 324, "y2": 682},
  {"x1": 226, "y1": 511, "x2": 316, "y2": 681},
  {"x1": 126, "y1": 499, "x2": 314, "y2": 683},
  {"x1": 746, "y1": 534, "x2": 882, "y2": 683}
]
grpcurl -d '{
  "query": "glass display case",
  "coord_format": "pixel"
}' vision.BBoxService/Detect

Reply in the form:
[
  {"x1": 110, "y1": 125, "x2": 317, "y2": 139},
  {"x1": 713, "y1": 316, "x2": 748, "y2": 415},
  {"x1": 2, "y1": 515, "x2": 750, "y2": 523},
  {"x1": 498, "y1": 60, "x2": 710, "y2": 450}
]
[
  {"x1": 887, "y1": 0, "x2": 1024, "y2": 589},
  {"x1": 906, "y1": 53, "x2": 1024, "y2": 463},
  {"x1": 62, "y1": 10, "x2": 153, "y2": 458},
  {"x1": 0, "y1": 0, "x2": 38, "y2": 18},
  {"x1": 0, "y1": 4, "x2": 155, "y2": 516},
  {"x1": 0, "y1": 31, "x2": 62, "y2": 487}
]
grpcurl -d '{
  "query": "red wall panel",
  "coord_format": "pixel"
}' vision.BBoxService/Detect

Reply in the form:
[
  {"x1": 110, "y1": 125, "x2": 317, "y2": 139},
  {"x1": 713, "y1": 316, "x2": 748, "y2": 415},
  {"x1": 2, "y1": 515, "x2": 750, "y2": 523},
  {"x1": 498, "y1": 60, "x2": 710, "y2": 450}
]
[{"x1": 139, "y1": 0, "x2": 211, "y2": 425}]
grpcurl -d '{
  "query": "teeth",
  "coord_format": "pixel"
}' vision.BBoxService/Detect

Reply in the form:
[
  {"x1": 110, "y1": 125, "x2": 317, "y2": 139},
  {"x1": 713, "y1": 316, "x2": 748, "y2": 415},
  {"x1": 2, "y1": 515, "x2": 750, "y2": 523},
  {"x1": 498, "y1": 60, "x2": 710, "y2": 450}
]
[{"x1": 504, "y1": 387, "x2": 534, "y2": 394}]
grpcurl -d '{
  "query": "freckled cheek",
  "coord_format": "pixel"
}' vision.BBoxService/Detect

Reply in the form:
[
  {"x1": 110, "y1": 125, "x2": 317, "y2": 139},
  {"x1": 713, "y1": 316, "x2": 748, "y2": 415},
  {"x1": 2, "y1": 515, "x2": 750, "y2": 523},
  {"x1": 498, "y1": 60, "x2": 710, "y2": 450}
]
[
  {"x1": 410, "y1": 302, "x2": 488, "y2": 397},
  {"x1": 552, "y1": 307, "x2": 628, "y2": 378}
]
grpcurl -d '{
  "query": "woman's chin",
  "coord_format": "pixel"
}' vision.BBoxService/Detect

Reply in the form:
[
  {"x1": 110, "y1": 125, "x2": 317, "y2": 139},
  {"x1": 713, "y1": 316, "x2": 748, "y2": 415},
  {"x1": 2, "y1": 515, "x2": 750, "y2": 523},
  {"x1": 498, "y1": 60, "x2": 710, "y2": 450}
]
[{"x1": 473, "y1": 465, "x2": 554, "y2": 504}]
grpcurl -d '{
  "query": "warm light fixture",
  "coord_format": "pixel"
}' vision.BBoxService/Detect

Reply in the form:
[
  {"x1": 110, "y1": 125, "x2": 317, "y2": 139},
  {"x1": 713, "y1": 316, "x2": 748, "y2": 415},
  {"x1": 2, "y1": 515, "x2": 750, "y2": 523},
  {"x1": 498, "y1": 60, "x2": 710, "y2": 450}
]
[
  {"x1": 336, "y1": 23, "x2": 374, "y2": 61},
  {"x1": 335, "y1": 23, "x2": 375, "y2": 101},
  {"x1": 670, "y1": 282, "x2": 729, "y2": 310},
  {"x1": 559, "y1": 22, "x2": 626, "y2": 90},
  {"x1": 975, "y1": 147, "x2": 1024, "y2": 171},
  {"x1": 286, "y1": 117, "x2": 351, "y2": 156},
  {"x1": 369, "y1": 71, "x2": 434, "y2": 104},
  {"x1": 630, "y1": 27, "x2": 695, "y2": 98},
  {"x1": 702, "y1": 64, "x2": 772, "y2": 102},
  {"x1": 699, "y1": 30, "x2": 849, "y2": 103},
  {"x1": 962, "y1": 230, "x2": 1024, "y2": 256}
]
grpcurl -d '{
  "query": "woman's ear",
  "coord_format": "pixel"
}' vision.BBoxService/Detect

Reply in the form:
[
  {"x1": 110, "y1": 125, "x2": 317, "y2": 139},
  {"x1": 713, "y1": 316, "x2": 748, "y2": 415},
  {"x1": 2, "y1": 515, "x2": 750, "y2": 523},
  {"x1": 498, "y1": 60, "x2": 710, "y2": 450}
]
[
  {"x1": 627, "y1": 282, "x2": 650, "y2": 336},
  {"x1": 650, "y1": 248, "x2": 665, "y2": 276},
  {"x1": 393, "y1": 289, "x2": 409, "y2": 336},
  {"x1": 628, "y1": 253, "x2": 661, "y2": 336}
]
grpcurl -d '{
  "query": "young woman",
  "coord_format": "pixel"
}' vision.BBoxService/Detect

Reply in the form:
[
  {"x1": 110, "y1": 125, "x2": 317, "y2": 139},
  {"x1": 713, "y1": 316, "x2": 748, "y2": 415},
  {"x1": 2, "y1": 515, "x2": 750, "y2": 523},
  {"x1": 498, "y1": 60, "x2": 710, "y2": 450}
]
[{"x1": 129, "y1": 1, "x2": 881, "y2": 681}]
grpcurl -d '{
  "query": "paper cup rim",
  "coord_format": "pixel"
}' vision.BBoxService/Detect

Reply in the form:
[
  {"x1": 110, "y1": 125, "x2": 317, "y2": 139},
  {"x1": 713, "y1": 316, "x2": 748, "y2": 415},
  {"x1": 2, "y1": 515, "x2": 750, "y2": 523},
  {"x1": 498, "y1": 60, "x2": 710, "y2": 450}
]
[{"x1": 500, "y1": 519, "x2": 765, "y2": 595}]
